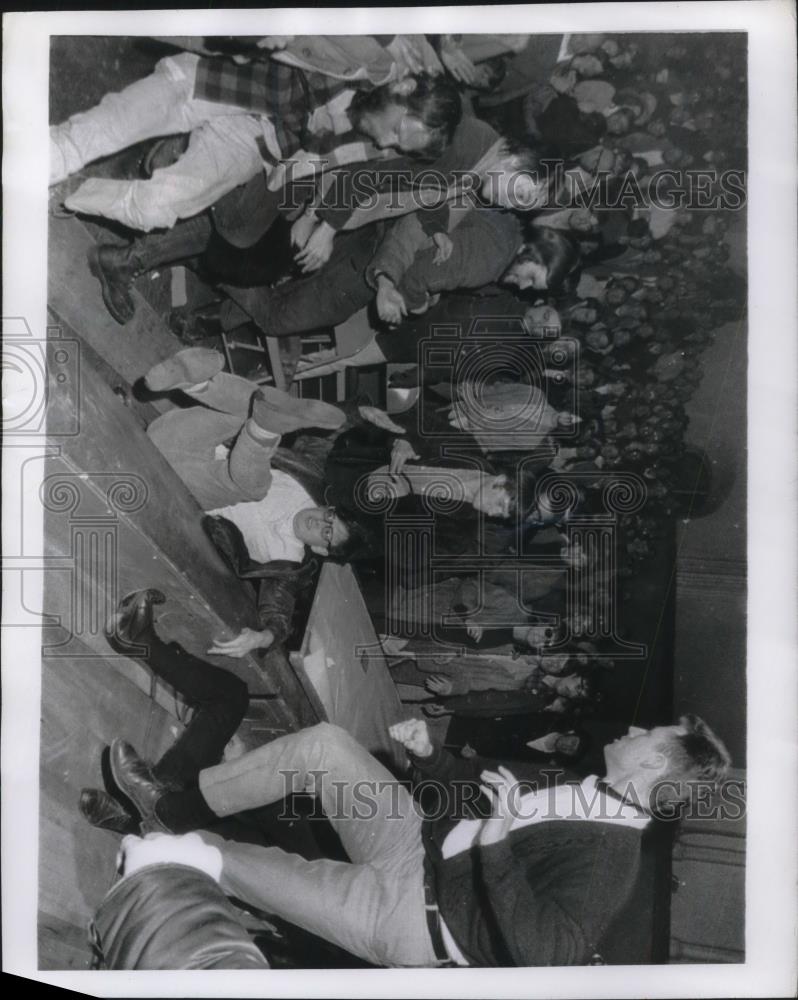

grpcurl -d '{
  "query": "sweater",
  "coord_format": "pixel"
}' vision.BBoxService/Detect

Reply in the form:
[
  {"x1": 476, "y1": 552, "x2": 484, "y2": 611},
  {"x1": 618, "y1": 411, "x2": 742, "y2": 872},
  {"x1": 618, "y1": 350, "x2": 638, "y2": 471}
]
[
  {"x1": 411, "y1": 746, "x2": 645, "y2": 966},
  {"x1": 209, "y1": 469, "x2": 314, "y2": 564},
  {"x1": 325, "y1": 116, "x2": 500, "y2": 232}
]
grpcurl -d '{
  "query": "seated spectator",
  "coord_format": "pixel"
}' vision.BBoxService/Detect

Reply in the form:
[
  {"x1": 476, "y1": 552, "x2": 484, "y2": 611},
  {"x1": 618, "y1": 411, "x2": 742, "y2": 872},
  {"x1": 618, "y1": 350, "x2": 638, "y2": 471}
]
[
  {"x1": 51, "y1": 38, "x2": 460, "y2": 231},
  {"x1": 288, "y1": 225, "x2": 581, "y2": 380},
  {"x1": 418, "y1": 667, "x2": 597, "y2": 719},
  {"x1": 80, "y1": 68, "x2": 463, "y2": 322},
  {"x1": 450, "y1": 717, "x2": 591, "y2": 766}
]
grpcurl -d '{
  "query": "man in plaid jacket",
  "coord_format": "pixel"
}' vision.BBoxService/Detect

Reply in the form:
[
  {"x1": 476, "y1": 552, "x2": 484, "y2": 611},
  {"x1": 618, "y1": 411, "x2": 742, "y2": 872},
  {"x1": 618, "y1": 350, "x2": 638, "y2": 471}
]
[{"x1": 50, "y1": 35, "x2": 438, "y2": 231}]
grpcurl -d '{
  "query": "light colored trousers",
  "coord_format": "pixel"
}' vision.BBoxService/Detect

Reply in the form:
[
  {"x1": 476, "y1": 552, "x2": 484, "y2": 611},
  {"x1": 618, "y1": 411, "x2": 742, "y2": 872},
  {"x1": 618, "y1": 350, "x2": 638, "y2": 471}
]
[
  {"x1": 197, "y1": 722, "x2": 439, "y2": 967},
  {"x1": 147, "y1": 372, "x2": 279, "y2": 510},
  {"x1": 51, "y1": 53, "x2": 279, "y2": 231}
]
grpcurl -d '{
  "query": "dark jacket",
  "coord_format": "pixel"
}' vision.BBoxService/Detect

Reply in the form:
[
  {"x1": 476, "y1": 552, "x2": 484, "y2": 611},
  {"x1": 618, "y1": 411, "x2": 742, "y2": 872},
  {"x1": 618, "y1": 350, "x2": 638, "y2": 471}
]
[
  {"x1": 202, "y1": 446, "x2": 326, "y2": 645},
  {"x1": 411, "y1": 746, "x2": 645, "y2": 966},
  {"x1": 90, "y1": 864, "x2": 269, "y2": 969}
]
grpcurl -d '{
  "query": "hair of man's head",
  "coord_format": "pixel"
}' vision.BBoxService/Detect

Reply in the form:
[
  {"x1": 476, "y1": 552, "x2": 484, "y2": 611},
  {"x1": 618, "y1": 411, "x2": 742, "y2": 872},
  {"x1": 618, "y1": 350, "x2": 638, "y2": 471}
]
[
  {"x1": 660, "y1": 714, "x2": 732, "y2": 784},
  {"x1": 349, "y1": 73, "x2": 463, "y2": 153},
  {"x1": 326, "y1": 513, "x2": 378, "y2": 563},
  {"x1": 499, "y1": 138, "x2": 542, "y2": 175},
  {"x1": 516, "y1": 227, "x2": 581, "y2": 291},
  {"x1": 652, "y1": 714, "x2": 732, "y2": 812}
]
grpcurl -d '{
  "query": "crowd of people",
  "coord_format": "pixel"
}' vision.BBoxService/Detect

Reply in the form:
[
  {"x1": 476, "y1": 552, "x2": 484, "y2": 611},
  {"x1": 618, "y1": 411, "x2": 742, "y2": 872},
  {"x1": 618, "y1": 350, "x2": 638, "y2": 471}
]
[{"x1": 50, "y1": 31, "x2": 740, "y2": 970}]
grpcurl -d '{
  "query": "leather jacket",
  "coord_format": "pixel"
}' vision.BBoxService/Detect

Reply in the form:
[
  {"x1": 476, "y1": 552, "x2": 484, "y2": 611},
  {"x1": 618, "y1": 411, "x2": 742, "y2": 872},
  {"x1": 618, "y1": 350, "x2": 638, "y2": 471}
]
[
  {"x1": 90, "y1": 863, "x2": 269, "y2": 969},
  {"x1": 202, "y1": 447, "x2": 326, "y2": 645}
]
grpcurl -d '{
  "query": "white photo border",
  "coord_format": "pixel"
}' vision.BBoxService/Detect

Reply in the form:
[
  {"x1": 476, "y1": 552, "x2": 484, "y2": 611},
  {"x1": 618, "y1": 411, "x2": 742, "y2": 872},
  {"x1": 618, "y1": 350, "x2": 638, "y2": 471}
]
[{"x1": 2, "y1": 3, "x2": 796, "y2": 997}]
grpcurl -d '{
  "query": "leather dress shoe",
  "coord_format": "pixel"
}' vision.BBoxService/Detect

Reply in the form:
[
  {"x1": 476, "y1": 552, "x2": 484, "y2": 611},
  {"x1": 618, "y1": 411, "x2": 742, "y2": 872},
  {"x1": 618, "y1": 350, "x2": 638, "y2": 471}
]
[
  {"x1": 88, "y1": 243, "x2": 142, "y2": 325},
  {"x1": 79, "y1": 788, "x2": 140, "y2": 836},
  {"x1": 109, "y1": 739, "x2": 170, "y2": 834},
  {"x1": 105, "y1": 588, "x2": 165, "y2": 650}
]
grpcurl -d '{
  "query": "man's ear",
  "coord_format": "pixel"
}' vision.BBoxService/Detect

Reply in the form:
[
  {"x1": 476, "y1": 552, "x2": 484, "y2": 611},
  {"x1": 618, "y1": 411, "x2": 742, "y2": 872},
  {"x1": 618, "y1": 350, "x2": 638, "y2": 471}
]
[
  {"x1": 310, "y1": 544, "x2": 330, "y2": 557},
  {"x1": 391, "y1": 77, "x2": 418, "y2": 96},
  {"x1": 641, "y1": 750, "x2": 669, "y2": 773}
]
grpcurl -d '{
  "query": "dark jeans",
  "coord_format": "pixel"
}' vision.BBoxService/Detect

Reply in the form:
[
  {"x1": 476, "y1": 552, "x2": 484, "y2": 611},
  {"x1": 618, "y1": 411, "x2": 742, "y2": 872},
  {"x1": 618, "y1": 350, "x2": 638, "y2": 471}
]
[
  {"x1": 220, "y1": 224, "x2": 384, "y2": 338},
  {"x1": 132, "y1": 626, "x2": 320, "y2": 856},
  {"x1": 136, "y1": 626, "x2": 249, "y2": 788}
]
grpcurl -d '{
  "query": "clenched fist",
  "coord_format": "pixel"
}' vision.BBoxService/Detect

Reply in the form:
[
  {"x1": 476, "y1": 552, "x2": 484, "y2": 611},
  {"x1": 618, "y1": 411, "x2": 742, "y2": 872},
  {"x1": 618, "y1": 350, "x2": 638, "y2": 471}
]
[{"x1": 389, "y1": 718, "x2": 434, "y2": 757}]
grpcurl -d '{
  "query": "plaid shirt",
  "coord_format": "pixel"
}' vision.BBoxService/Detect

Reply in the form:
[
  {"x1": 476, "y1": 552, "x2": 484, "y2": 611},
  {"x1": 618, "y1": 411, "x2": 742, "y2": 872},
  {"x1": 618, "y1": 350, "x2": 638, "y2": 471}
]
[{"x1": 193, "y1": 56, "x2": 356, "y2": 159}]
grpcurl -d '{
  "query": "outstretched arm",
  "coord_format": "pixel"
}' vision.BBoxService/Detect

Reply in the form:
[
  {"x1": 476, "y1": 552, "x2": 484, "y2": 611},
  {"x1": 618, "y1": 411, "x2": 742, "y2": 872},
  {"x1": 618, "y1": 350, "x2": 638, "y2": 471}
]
[{"x1": 206, "y1": 572, "x2": 299, "y2": 659}]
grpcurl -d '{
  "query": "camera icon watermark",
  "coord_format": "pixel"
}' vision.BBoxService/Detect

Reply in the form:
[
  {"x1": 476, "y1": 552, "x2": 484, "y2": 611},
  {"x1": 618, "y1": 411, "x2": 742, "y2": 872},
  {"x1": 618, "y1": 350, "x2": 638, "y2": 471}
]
[
  {"x1": 416, "y1": 317, "x2": 579, "y2": 449},
  {"x1": 2, "y1": 317, "x2": 80, "y2": 437}
]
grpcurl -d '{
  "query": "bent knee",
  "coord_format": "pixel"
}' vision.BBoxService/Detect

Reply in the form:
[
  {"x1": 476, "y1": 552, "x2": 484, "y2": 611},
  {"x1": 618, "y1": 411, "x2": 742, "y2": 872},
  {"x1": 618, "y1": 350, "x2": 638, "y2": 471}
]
[
  {"x1": 305, "y1": 721, "x2": 354, "y2": 748},
  {"x1": 146, "y1": 414, "x2": 179, "y2": 455},
  {"x1": 156, "y1": 51, "x2": 200, "y2": 84}
]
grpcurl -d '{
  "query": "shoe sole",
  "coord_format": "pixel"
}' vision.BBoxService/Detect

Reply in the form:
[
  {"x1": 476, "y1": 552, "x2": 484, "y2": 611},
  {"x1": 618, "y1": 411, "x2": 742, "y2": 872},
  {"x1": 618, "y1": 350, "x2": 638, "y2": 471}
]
[
  {"x1": 145, "y1": 347, "x2": 226, "y2": 392},
  {"x1": 254, "y1": 387, "x2": 345, "y2": 430}
]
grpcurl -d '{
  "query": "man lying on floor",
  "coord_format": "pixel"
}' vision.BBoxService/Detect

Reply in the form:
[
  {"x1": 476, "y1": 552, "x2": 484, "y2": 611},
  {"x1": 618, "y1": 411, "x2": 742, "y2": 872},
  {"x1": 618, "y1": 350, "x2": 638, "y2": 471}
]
[
  {"x1": 108, "y1": 711, "x2": 729, "y2": 967},
  {"x1": 143, "y1": 346, "x2": 362, "y2": 658}
]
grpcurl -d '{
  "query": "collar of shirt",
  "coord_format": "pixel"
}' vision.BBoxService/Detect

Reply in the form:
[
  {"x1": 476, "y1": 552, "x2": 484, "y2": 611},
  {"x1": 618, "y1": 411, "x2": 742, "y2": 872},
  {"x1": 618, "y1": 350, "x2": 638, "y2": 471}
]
[
  {"x1": 442, "y1": 774, "x2": 649, "y2": 861},
  {"x1": 526, "y1": 732, "x2": 561, "y2": 754}
]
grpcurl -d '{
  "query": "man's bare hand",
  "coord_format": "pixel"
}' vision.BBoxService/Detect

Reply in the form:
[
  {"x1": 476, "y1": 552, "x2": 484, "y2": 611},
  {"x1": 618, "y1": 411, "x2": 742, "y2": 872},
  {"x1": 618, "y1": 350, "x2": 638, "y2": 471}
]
[
  {"x1": 256, "y1": 36, "x2": 295, "y2": 50},
  {"x1": 387, "y1": 35, "x2": 443, "y2": 78},
  {"x1": 422, "y1": 703, "x2": 451, "y2": 718},
  {"x1": 390, "y1": 437, "x2": 420, "y2": 476},
  {"x1": 389, "y1": 718, "x2": 434, "y2": 757},
  {"x1": 466, "y1": 623, "x2": 484, "y2": 643},
  {"x1": 295, "y1": 220, "x2": 335, "y2": 272},
  {"x1": 291, "y1": 210, "x2": 318, "y2": 250},
  {"x1": 432, "y1": 231, "x2": 454, "y2": 265},
  {"x1": 440, "y1": 35, "x2": 479, "y2": 85},
  {"x1": 425, "y1": 673, "x2": 454, "y2": 696},
  {"x1": 207, "y1": 627, "x2": 275, "y2": 658},
  {"x1": 376, "y1": 278, "x2": 407, "y2": 326},
  {"x1": 358, "y1": 405, "x2": 406, "y2": 435}
]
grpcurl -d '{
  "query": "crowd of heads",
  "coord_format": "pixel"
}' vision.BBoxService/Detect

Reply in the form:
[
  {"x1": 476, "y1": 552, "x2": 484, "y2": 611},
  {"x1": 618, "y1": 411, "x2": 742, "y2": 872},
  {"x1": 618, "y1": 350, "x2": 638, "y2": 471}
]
[{"x1": 356, "y1": 34, "x2": 745, "y2": 731}]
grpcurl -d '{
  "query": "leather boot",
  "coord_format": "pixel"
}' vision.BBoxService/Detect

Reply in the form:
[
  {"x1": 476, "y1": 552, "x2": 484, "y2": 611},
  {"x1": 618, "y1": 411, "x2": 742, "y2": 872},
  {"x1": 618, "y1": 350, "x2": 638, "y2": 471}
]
[
  {"x1": 109, "y1": 739, "x2": 171, "y2": 834},
  {"x1": 79, "y1": 788, "x2": 140, "y2": 836},
  {"x1": 105, "y1": 588, "x2": 166, "y2": 652},
  {"x1": 88, "y1": 243, "x2": 146, "y2": 325}
]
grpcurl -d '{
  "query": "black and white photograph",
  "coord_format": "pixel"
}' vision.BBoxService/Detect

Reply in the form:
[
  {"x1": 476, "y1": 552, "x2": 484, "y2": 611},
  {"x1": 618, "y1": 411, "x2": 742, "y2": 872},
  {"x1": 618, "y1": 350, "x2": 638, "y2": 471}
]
[{"x1": 2, "y1": 4, "x2": 796, "y2": 996}]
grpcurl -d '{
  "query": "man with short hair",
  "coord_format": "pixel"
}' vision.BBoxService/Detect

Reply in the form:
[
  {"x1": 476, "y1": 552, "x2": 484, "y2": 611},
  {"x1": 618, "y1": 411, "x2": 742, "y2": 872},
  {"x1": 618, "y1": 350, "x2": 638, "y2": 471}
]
[
  {"x1": 50, "y1": 38, "x2": 457, "y2": 231},
  {"x1": 108, "y1": 711, "x2": 730, "y2": 967}
]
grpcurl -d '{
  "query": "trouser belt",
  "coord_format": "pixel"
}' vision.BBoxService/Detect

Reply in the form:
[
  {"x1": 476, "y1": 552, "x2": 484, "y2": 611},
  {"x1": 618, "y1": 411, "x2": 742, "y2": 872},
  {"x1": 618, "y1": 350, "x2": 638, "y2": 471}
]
[{"x1": 422, "y1": 855, "x2": 455, "y2": 967}]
